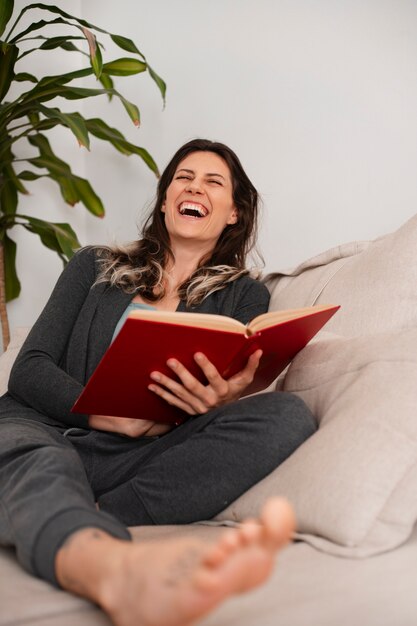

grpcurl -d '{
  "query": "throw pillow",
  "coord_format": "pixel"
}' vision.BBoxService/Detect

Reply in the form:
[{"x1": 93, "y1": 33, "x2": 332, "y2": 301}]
[
  {"x1": 216, "y1": 327, "x2": 417, "y2": 556},
  {"x1": 265, "y1": 212, "x2": 417, "y2": 337}
]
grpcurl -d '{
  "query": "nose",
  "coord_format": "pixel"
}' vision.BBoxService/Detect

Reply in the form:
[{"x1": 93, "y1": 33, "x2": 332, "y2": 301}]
[{"x1": 185, "y1": 178, "x2": 203, "y2": 194}]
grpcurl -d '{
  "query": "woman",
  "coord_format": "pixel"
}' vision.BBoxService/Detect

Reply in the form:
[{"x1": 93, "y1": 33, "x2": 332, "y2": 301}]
[{"x1": 0, "y1": 139, "x2": 316, "y2": 626}]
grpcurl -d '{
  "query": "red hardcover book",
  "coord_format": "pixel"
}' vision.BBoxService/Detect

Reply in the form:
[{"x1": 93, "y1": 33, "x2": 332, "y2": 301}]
[{"x1": 71, "y1": 304, "x2": 339, "y2": 424}]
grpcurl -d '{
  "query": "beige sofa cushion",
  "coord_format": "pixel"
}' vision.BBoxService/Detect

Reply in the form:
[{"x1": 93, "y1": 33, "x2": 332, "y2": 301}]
[
  {"x1": 217, "y1": 327, "x2": 417, "y2": 556},
  {"x1": 265, "y1": 212, "x2": 417, "y2": 337},
  {"x1": 0, "y1": 328, "x2": 30, "y2": 396}
]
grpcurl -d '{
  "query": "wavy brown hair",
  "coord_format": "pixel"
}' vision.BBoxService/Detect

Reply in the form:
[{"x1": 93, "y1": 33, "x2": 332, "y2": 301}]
[{"x1": 96, "y1": 138, "x2": 261, "y2": 306}]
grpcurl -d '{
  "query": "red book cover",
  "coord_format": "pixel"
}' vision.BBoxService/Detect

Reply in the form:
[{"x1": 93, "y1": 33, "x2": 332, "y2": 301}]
[{"x1": 71, "y1": 304, "x2": 339, "y2": 424}]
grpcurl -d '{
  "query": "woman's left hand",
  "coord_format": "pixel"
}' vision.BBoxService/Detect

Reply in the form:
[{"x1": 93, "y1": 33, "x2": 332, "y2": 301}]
[{"x1": 148, "y1": 349, "x2": 262, "y2": 415}]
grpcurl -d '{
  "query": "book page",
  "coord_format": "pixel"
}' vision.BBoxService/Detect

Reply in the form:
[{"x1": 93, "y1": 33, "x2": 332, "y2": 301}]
[
  {"x1": 128, "y1": 309, "x2": 246, "y2": 333},
  {"x1": 247, "y1": 304, "x2": 339, "y2": 334}
]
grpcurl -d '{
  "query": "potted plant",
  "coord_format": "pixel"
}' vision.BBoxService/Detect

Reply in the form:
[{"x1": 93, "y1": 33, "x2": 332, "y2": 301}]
[{"x1": 0, "y1": 1, "x2": 166, "y2": 348}]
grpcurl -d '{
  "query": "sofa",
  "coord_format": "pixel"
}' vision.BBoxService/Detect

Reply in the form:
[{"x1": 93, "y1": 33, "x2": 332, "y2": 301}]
[{"x1": 2, "y1": 213, "x2": 417, "y2": 625}]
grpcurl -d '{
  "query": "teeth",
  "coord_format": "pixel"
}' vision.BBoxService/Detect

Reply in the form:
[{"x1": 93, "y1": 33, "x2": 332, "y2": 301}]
[{"x1": 179, "y1": 202, "x2": 208, "y2": 217}]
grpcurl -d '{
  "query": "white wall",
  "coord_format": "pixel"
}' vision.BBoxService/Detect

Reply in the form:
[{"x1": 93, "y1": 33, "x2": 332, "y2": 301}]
[{"x1": 5, "y1": 0, "x2": 417, "y2": 338}]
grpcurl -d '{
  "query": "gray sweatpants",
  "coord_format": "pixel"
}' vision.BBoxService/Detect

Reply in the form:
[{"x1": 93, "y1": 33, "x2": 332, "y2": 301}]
[{"x1": 0, "y1": 392, "x2": 316, "y2": 587}]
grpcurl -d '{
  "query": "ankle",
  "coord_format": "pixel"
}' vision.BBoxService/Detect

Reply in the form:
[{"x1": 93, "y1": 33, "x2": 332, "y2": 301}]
[{"x1": 55, "y1": 528, "x2": 127, "y2": 601}]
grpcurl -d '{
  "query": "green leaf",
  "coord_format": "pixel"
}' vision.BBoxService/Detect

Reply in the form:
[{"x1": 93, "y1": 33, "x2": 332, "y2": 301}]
[
  {"x1": 20, "y1": 81, "x2": 142, "y2": 128},
  {"x1": 0, "y1": 42, "x2": 18, "y2": 100},
  {"x1": 14, "y1": 71, "x2": 38, "y2": 83},
  {"x1": 11, "y1": 4, "x2": 110, "y2": 38},
  {"x1": 0, "y1": 166, "x2": 18, "y2": 215},
  {"x1": 53, "y1": 175, "x2": 79, "y2": 206},
  {"x1": 35, "y1": 118, "x2": 60, "y2": 131},
  {"x1": 59, "y1": 41, "x2": 82, "y2": 52},
  {"x1": 20, "y1": 214, "x2": 80, "y2": 260},
  {"x1": 24, "y1": 83, "x2": 142, "y2": 127},
  {"x1": 28, "y1": 156, "x2": 79, "y2": 205},
  {"x1": 27, "y1": 134, "x2": 104, "y2": 216},
  {"x1": 0, "y1": 0, "x2": 13, "y2": 39},
  {"x1": 0, "y1": 181, "x2": 17, "y2": 214},
  {"x1": 102, "y1": 57, "x2": 147, "y2": 77},
  {"x1": 18, "y1": 170, "x2": 39, "y2": 181},
  {"x1": 118, "y1": 94, "x2": 140, "y2": 127},
  {"x1": 10, "y1": 17, "x2": 76, "y2": 44},
  {"x1": 28, "y1": 132, "x2": 70, "y2": 167},
  {"x1": 3, "y1": 233, "x2": 20, "y2": 302},
  {"x1": 40, "y1": 40, "x2": 79, "y2": 53},
  {"x1": 8, "y1": 133, "x2": 77, "y2": 206},
  {"x1": 22, "y1": 219, "x2": 61, "y2": 255},
  {"x1": 85, "y1": 118, "x2": 131, "y2": 154},
  {"x1": 2, "y1": 161, "x2": 28, "y2": 195},
  {"x1": 12, "y1": 4, "x2": 144, "y2": 58},
  {"x1": 29, "y1": 154, "x2": 71, "y2": 176},
  {"x1": 27, "y1": 133, "x2": 83, "y2": 205},
  {"x1": 36, "y1": 66, "x2": 93, "y2": 88},
  {"x1": 98, "y1": 72, "x2": 113, "y2": 99},
  {"x1": 28, "y1": 111, "x2": 40, "y2": 125},
  {"x1": 147, "y1": 64, "x2": 167, "y2": 106},
  {"x1": 71, "y1": 177, "x2": 104, "y2": 217},
  {"x1": 38, "y1": 35, "x2": 84, "y2": 51},
  {"x1": 81, "y1": 27, "x2": 102, "y2": 78},
  {"x1": 54, "y1": 222, "x2": 80, "y2": 258},
  {"x1": 23, "y1": 83, "x2": 105, "y2": 104},
  {"x1": 92, "y1": 38, "x2": 103, "y2": 78},
  {"x1": 110, "y1": 34, "x2": 146, "y2": 60},
  {"x1": 85, "y1": 118, "x2": 159, "y2": 176},
  {"x1": 37, "y1": 104, "x2": 90, "y2": 149}
]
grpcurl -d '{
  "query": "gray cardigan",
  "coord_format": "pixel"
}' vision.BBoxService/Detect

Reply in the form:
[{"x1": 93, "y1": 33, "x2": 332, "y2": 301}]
[{"x1": 4, "y1": 247, "x2": 270, "y2": 429}]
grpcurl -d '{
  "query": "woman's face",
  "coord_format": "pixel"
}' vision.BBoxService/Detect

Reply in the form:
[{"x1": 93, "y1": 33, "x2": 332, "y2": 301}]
[{"x1": 162, "y1": 151, "x2": 238, "y2": 252}]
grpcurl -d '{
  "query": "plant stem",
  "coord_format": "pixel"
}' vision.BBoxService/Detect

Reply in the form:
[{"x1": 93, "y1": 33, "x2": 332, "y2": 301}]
[{"x1": 7, "y1": 122, "x2": 32, "y2": 132}]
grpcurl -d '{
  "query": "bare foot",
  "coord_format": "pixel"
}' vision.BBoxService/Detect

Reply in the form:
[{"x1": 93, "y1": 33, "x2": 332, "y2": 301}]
[{"x1": 56, "y1": 497, "x2": 295, "y2": 626}]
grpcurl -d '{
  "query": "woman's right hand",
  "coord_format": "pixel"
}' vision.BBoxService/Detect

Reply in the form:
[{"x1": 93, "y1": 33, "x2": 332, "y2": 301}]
[{"x1": 88, "y1": 414, "x2": 174, "y2": 438}]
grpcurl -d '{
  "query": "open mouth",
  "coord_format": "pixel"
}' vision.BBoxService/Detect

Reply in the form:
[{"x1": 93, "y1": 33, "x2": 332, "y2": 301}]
[{"x1": 178, "y1": 202, "x2": 208, "y2": 218}]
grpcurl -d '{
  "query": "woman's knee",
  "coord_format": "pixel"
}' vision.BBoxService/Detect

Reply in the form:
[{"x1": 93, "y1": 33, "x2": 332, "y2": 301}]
[
  {"x1": 0, "y1": 418, "x2": 79, "y2": 476},
  {"x1": 275, "y1": 391, "x2": 316, "y2": 434},
  {"x1": 260, "y1": 391, "x2": 316, "y2": 436},
  {"x1": 237, "y1": 391, "x2": 317, "y2": 466}
]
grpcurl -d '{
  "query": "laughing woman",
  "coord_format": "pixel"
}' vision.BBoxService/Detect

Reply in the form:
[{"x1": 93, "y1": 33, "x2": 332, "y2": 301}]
[{"x1": 0, "y1": 139, "x2": 316, "y2": 626}]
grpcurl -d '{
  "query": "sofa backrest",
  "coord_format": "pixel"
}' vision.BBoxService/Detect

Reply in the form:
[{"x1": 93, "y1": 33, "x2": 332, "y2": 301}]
[{"x1": 265, "y1": 212, "x2": 417, "y2": 337}]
